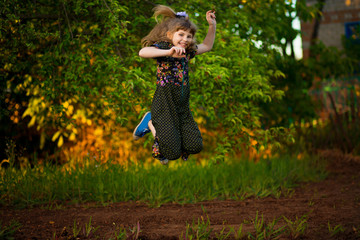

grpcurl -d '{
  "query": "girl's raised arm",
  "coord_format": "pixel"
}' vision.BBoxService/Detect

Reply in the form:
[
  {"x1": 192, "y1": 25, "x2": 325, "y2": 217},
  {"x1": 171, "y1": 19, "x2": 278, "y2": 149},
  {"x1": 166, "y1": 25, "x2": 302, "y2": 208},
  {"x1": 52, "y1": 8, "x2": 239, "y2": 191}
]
[
  {"x1": 197, "y1": 10, "x2": 216, "y2": 55},
  {"x1": 139, "y1": 46, "x2": 187, "y2": 58}
]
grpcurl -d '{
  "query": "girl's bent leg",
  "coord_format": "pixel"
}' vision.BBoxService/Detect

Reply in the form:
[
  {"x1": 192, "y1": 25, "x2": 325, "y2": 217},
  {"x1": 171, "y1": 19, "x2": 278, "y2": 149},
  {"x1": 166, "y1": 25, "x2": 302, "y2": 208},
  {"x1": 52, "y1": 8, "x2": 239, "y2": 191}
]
[
  {"x1": 180, "y1": 112, "x2": 203, "y2": 155},
  {"x1": 148, "y1": 120, "x2": 156, "y2": 137},
  {"x1": 152, "y1": 136, "x2": 169, "y2": 165}
]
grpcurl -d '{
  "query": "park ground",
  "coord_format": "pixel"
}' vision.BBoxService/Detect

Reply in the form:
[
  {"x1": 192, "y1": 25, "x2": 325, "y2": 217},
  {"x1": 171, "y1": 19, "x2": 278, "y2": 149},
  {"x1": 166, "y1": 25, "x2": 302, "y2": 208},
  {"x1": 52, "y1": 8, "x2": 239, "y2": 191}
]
[{"x1": 1, "y1": 150, "x2": 360, "y2": 239}]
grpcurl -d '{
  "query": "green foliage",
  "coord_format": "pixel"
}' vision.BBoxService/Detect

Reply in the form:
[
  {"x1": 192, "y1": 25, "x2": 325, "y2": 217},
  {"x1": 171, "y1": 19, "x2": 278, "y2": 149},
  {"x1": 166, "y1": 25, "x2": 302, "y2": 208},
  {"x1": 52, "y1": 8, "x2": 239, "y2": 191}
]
[
  {"x1": 1, "y1": 0, "x2": 318, "y2": 162},
  {"x1": 283, "y1": 213, "x2": 309, "y2": 239},
  {"x1": 0, "y1": 220, "x2": 21, "y2": 240},
  {"x1": 181, "y1": 214, "x2": 213, "y2": 240},
  {"x1": 328, "y1": 222, "x2": 345, "y2": 237},
  {"x1": 306, "y1": 42, "x2": 359, "y2": 79},
  {"x1": 261, "y1": 56, "x2": 317, "y2": 127},
  {"x1": 342, "y1": 36, "x2": 360, "y2": 62},
  {"x1": 83, "y1": 217, "x2": 100, "y2": 238},
  {"x1": 112, "y1": 225, "x2": 128, "y2": 240},
  {"x1": 248, "y1": 211, "x2": 286, "y2": 240},
  {"x1": 52, "y1": 217, "x2": 101, "y2": 239},
  {"x1": 180, "y1": 212, "x2": 312, "y2": 240}
]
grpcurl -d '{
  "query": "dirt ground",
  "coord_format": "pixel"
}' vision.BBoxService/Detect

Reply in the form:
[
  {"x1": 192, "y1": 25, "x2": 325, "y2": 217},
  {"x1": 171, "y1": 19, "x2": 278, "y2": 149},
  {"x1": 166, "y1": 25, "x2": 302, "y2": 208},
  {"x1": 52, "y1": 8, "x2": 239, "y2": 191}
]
[{"x1": 1, "y1": 150, "x2": 360, "y2": 240}]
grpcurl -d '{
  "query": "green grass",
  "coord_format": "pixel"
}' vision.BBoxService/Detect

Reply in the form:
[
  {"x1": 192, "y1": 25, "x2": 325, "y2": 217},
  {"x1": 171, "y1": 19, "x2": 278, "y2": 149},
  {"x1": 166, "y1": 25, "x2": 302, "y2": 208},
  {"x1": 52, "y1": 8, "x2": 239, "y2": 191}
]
[
  {"x1": 0, "y1": 156, "x2": 327, "y2": 208},
  {"x1": 180, "y1": 211, "x2": 311, "y2": 240},
  {"x1": 0, "y1": 220, "x2": 21, "y2": 240}
]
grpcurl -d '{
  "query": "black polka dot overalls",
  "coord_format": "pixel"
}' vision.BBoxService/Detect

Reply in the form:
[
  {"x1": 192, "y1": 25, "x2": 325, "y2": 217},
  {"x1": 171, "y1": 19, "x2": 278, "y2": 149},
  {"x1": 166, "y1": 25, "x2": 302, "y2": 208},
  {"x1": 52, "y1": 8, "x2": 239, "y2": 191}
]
[{"x1": 151, "y1": 41, "x2": 203, "y2": 161}]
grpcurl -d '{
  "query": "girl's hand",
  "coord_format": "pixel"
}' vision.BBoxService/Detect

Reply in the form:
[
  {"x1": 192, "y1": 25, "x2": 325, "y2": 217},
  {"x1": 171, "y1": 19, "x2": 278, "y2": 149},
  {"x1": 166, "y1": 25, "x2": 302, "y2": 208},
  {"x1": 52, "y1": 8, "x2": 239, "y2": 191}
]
[
  {"x1": 206, "y1": 10, "x2": 216, "y2": 26},
  {"x1": 169, "y1": 46, "x2": 186, "y2": 58}
]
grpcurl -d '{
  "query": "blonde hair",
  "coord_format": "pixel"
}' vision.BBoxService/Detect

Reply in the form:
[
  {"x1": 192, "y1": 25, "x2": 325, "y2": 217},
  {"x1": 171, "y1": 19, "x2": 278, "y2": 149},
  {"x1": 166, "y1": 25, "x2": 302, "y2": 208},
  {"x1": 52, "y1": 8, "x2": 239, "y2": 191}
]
[{"x1": 141, "y1": 5, "x2": 197, "y2": 50}]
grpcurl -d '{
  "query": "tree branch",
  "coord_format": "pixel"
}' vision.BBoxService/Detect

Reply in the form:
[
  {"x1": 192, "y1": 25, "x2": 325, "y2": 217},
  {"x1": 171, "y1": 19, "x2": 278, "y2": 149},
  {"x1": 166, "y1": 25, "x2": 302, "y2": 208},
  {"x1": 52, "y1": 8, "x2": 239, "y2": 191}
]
[
  {"x1": 62, "y1": 2, "x2": 74, "y2": 40},
  {"x1": 309, "y1": 0, "x2": 326, "y2": 57}
]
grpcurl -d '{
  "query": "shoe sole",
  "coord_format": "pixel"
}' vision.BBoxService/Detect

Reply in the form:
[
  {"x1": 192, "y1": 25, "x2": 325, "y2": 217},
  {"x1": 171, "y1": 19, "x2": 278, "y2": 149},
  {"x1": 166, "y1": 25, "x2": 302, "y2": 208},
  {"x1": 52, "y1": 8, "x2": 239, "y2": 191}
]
[
  {"x1": 160, "y1": 159, "x2": 169, "y2": 165},
  {"x1": 133, "y1": 111, "x2": 151, "y2": 140}
]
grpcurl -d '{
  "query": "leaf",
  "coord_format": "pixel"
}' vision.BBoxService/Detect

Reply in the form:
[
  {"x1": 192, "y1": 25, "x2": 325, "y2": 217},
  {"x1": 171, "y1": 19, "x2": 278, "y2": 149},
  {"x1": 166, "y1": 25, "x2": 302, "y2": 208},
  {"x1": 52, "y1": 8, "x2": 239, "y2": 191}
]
[
  {"x1": 58, "y1": 136, "x2": 64, "y2": 147},
  {"x1": 28, "y1": 116, "x2": 36, "y2": 127},
  {"x1": 40, "y1": 131, "x2": 46, "y2": 149},
  {"x1": 22, "y1": 108, "x2": 32, "y2": 118},
  {"x1": 52, "y1": 130, "x2": 61, "y2": 142},
  {"x1": 69, "y1": 133, "x2": 76, "y2": 141}
]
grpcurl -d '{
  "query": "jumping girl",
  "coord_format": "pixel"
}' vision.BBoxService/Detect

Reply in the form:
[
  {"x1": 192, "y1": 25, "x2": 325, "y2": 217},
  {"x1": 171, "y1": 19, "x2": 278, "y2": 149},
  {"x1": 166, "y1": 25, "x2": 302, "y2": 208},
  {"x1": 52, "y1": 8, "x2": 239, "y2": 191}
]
[{"x1": 133, "y1": 5, "x2": 216, "y2": 164}]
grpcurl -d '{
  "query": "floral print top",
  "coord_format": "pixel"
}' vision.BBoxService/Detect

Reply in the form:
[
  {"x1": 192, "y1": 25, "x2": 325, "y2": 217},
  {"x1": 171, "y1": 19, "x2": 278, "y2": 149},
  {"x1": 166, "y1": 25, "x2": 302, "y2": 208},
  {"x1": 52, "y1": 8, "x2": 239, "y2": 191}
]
[{"x1": 152, "y1": 41, "x2": 197, "y2": 87}]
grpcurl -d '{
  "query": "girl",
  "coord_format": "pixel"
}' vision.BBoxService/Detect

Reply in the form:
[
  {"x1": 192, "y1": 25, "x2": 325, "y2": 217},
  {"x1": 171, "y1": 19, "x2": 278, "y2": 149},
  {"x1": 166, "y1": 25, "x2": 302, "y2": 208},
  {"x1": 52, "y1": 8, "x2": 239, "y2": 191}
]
[{"x1": 133, "y1": 5, "x2": 216, "y2": 164}]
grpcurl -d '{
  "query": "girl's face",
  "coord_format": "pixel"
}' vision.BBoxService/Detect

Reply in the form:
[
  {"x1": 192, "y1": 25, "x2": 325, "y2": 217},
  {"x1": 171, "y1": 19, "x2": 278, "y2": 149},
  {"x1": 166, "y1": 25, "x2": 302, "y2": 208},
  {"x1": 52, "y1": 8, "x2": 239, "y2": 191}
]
[{"x1": 169, "y1": 29, "x2": 193, "y2": 48}]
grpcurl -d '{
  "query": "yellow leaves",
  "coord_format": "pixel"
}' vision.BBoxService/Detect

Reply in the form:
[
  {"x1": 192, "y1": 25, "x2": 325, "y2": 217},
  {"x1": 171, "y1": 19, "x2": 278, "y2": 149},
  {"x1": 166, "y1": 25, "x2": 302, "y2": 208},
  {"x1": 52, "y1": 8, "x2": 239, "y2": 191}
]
[
  {"x1": 250, "y1": 139, "x2": 258, "y2": 146},
  {"x1": 69, "y1": 133, "x2": 76, "y2": 141},
  {"x1": 28, "y1": 116, "x2": 36, "y2": 127},
  {"x1": 10, "y1": 115, "x2": 19, "y2": 124},
  {"x1": 58, "y1": 136, "x2": 64, "y2": 147},
  {"x1": 33, "y1": 86, "x2": 40, "y2": 95},
  {"x1": 94, "y1": 127, "x2": 103, "y2": 136},
  {"x1": 22, "y1": 107, "x2": 32, "y2": 118},
  {"x1": 243, "y1": 128, "x2": 254, "y2": 137},
  {"x1": 23, "y1": 97, "x2": 47, "y2": 123},
  {"x1": 61, "y1": 100, "x2": 75, "y2": 117},
  {"x1": 90, "y1": 57, "x2": 96, "y2": 66},
  {"x1": 312, "y1": 119, "x2": 318, "y2": 126},
  {"x1": 89, "y1": 24, "x2": 98, "y2": 30},
  {"x1": 24, "y1": 75, "x2": 32, "y2": 87},
  {"x1": 60, "y1": 115, "x2": 139, "y2": 165},
  {"x1": 4, "y1": 63, "x2": 12, "y2": 71},
  {"x1": 134, "y1": 105, "x2": 142, "y2": 113},
  {"x1": 67, "y1": 105, "x2": 74, "y2": 116},
  {"x1": 52, "y1": 130, "x2": 62, "y2": 142},
  {"x1": 87, "y1": 48, "x2": 96, "y2": 65},
  {"x1": 63, "y1": 101, "x2": 69, "y2": 109},
  {"x1": 310, "y1": 11, "x2": 315, "y2": 19},
  {"x1": 52, "y1": 131, "x2": 64, "y2": 147},
  {"x1": 87, "y1": 48, "x2": 93, "y2": 56},
  {"x1": 195, "y1": 116, "x2": 205, "y2": 125}
]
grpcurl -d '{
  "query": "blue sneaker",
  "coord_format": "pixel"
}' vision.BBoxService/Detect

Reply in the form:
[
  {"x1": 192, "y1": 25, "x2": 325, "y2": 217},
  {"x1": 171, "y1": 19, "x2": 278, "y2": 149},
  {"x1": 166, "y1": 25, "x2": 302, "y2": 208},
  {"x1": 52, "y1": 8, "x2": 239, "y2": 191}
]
[{"x1": 133, "y1": 111, "x2": 151, "y2": 140}]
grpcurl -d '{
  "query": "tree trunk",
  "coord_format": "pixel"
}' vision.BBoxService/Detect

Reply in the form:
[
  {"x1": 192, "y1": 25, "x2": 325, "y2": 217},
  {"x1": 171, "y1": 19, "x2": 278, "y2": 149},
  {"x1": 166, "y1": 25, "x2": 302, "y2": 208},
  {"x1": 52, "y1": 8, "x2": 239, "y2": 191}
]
[{"x1": 309, "y1": 0, "x2": 326, "y2": 58}]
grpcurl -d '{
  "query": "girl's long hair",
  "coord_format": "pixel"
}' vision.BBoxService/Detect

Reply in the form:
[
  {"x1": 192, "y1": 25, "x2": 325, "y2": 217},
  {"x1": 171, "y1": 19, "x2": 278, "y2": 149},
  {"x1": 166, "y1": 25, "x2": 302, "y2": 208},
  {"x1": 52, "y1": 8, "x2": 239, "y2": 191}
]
[{"x1": 141, "y1": 5, "x2": 197, "y2": 51}]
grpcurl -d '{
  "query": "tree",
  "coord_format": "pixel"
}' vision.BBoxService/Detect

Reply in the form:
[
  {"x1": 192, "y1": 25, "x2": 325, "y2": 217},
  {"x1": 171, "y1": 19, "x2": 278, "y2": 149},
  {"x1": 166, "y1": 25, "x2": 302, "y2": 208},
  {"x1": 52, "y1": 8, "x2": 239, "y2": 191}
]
[{"x1": 1, "y1": 0, "x2": 315, "y2": 164}]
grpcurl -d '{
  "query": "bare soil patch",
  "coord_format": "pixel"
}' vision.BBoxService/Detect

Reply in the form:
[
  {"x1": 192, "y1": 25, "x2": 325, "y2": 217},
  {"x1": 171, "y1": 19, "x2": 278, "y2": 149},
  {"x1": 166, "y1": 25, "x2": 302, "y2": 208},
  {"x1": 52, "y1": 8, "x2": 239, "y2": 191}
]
[{"x1": 1, "y1": 153, "x2": 360, "y2": 239}]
